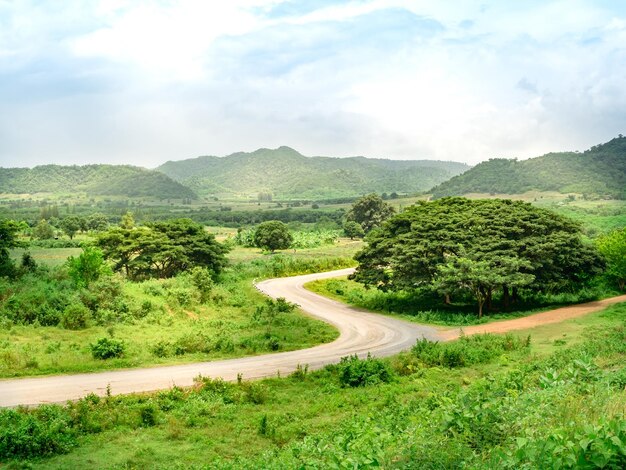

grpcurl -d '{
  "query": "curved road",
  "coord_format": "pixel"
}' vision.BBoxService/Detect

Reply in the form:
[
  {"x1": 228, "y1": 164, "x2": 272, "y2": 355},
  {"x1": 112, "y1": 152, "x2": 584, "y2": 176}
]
[
  {"x1": 1, "y1": 268, "x2": 624, "y2": 407},
  {"x1": 0, "y1": 268, "x2": 439, "y2": 407}
]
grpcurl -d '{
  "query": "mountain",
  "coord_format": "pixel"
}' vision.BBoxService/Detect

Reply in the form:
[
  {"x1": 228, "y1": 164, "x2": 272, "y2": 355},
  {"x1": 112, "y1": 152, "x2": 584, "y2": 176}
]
[
  {"x1": 156, "y1": 146, "x2": 470, "y2": 199},
  {"x1": 430, "y1": 136, "x2": 626, "y2": 199},
  {"x1": 0, "y1": 164, "x2": 197, "y2": 200}
]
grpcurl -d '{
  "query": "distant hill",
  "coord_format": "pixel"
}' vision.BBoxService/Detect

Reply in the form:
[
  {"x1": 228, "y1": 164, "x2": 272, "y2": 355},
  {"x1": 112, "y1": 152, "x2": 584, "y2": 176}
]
[
  {"x1": 0, "y1": 164, "x2": 197, "y2": 200},
  {"x1": 430, "y1": 136, "x2": 626, "y2": 199},
  {"x1": 156, "y1": 146, "x2": 469, "y2": 199}
]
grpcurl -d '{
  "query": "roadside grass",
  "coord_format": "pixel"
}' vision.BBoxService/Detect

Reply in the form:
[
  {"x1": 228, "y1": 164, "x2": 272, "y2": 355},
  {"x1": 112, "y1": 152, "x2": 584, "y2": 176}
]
[
  {"x1": 4, "y1": 302, "x2": 625, "y2": 469},
  {"x1": 305, "y1": 276, "x2": 617, "y2": 327}
]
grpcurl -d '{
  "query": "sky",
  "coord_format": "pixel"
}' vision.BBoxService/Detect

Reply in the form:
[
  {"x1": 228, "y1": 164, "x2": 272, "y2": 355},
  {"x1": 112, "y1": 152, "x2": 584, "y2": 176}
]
[{"x1": 0, "y1": 0, "x2": 625, "y2": 168}]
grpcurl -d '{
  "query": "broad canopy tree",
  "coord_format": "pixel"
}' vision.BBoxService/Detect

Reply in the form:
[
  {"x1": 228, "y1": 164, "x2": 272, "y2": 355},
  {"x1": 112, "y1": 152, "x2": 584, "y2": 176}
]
[
  {"x1": 352, "y1": 198, "x2": 604, "y2": 316},
  {"x1": 253, "y1": 220, "x2": 293, "y2": 252},
  {"x1": 97, "y1": 218, "x2": 228, "y2": 280},
  {"x1": 597, "y1": 228, "x2": 626, "y2": 291}
]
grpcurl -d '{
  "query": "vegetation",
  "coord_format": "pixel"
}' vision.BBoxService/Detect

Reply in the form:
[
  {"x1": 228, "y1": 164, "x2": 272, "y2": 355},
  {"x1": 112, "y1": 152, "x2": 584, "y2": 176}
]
[
  {"x1": 0, "y1": 164, "x2": 196, "y2": 200},
  {"x1": 431, "y1": 135, "x2": 626, "y2": 199},
  {"x1": 353, "y1": 198, "x2": 604, "y2": 316},
  {"x1": 96, "y1": 219, "x2": 229, "y2": 280},
  {"x1": 597, "y1": 228, "x2": 626, "y2": 291},
  {"x1": 252, "y1": 221, "x2": 293, "y2": 252},
  {"x1": 343, "y1": 220, "x2": 365, "y2": 239},
  {"x1": 2, "y1": 302, "x2": 625, "y2": 468},
  {"x1": 156, "y1": 146, "x2": 469, "y2": 200},
  {"x1": 0, "y1": 218, "x2": 23, "y2": 277},
  {"x1": 345, "y1": 193, "x2": 395, "y2": 232}
]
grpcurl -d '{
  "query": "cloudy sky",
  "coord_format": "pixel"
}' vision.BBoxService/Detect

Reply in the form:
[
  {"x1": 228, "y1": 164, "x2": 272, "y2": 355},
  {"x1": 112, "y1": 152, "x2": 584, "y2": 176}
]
[{"x1": 1, "y1": 0, "x2": 625, "y2": 168}]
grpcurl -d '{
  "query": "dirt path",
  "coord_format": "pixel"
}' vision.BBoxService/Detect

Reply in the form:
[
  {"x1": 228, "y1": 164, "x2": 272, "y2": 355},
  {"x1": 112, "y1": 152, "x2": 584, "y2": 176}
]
[
  {"x1": 0, "y1": 268, "x2": 623, "y2": 407},
  {"x1": 439, "y1": 294, "x2": 626, "y2": 340}
]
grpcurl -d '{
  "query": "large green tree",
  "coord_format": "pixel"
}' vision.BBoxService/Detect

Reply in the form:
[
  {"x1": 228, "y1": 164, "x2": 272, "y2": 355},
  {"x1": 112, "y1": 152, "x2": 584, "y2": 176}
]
[
  {"x1": 345, "y1": 194, "x2": 395, "y2": 233},
  {"x1": 97, "y1": 219, "x2": 228, "y2": 279},
  {"x1": 253, "y1": 221, "x2": 293, "y2": 252},
  {"x1": 353, "y1": 198, "x2": 604, "y2": 315},
  {"x1": 597, "y1": 228, "x2": 626, "y2": 291}
]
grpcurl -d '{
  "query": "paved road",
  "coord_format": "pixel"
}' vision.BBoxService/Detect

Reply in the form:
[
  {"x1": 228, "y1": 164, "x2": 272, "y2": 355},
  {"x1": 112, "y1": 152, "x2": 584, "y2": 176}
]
[{"x1": 0, "y1": 268, "x2": 439, "y2": 407}]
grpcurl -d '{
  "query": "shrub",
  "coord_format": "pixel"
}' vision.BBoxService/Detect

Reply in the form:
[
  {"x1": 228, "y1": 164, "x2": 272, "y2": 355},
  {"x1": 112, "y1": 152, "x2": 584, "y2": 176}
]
[
  {"x1": 0, "y1": 406, "x2": 77, "y2": 459},
  {"x1": 337, "y1": 354, "x2": 395, "y2": 387},
  {"x1": 90, "y1": 338, "x2": 125, "y2": 360},
  {"x1": 190, "y1": 267, "x2": 214, "y2": 303},
  {"x1": 60, "y1": 303, "x2": 91, "y2": 330}
]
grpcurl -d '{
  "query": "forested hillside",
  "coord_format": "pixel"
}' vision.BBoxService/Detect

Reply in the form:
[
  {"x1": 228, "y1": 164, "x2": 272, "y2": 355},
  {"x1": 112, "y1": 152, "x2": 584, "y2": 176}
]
[
  {"x1": 157, "y1": 146, "x2": 469, "y2": 199},
  {"x1": 0, "y1": 165, "x2": 197, "y2": 200},
  {"x1": 430, "y1": 136, "x2": 626, "y2": 199}
]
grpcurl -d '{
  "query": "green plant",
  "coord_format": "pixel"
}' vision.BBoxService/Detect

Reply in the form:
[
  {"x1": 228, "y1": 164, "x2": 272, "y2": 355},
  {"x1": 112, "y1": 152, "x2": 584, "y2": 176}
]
[
  {"x1": 337, "y1": 354, "x2": 395, "y2": 387},
  {"x1": 60, "y1": 303, "x2": 91, "y2": 330},
  {"x1": 90, "y1": 337, "x2": 125, "y2": 360}
]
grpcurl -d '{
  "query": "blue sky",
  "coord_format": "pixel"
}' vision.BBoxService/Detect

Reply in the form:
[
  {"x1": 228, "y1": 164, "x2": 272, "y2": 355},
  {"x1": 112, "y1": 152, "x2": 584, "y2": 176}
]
[{"x1": 0, "y1": 0, "x2": 625, "y2": 167}]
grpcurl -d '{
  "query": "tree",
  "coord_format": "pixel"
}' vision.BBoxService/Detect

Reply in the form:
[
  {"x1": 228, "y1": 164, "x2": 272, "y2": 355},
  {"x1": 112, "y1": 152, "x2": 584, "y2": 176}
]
[
  {"x1": 343, "y1": 221, "x2": 365, "y2": 240},
  {"x1": 120, "y1": 212, "x2": 135, "y2": 229},
  {"x1": 432, "y1": 257, "x2": 534, "y2": 317},
  {"x1": 34, "y1": 219, "x2": 54, "y2": 240},
  {"x1": 87, "y1": 213, "x2": 109, "y2": 232},
  {"x1": 67, "y1": 246, "x2": 111, "y2": 287},
  {"x1": 353, "y1": 198, "x2": 603, "y2": 315},
  {"x1": 60, "y1": 215, "x2": 82, "y2": 239},
  {"x1": 345, "y1": 194, "x2": 395, "y2": 233},
  {"x1": 0, "y1": 219, "x2": 23, "y2": 277},
  {"x1": 597, "y1": 228, "x2": 626, "y2": 291},
  {"x1": 97, "y1": 219, "x2": 228, "y2": 279},
  {"x1": 253, "y1": 221, "x2": 293, "y2": 252}
]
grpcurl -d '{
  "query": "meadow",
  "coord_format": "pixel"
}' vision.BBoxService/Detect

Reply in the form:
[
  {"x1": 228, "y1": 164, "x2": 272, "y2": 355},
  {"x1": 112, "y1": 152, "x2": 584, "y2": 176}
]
[{"x1": 2, "y1": 302, "x2": 625, "y2": 468}]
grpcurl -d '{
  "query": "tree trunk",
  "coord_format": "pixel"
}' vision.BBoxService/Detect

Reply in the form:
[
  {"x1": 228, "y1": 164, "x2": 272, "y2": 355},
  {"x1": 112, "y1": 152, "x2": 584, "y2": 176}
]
[
  {"x1": 486, "y1": 288, "x2": 493, "y2": 312},
  {"x1": 502, "y1": 285, "x2": 510, "y2": 310},
  {"x1": 512, "y1": 286, "x2": 519, "y2": 304},
  {"x1": 478, "y1": 299, "x2": 484, "y2": 318},
  {"x1": 444, "y1": 293, "x2": 451, "y2": 305}
]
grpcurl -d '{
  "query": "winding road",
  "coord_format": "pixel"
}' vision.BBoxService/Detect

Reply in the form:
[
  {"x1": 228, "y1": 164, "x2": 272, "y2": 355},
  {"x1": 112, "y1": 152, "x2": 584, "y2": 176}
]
[{"x1": 1, "y1": 268, "x2": 624, "y2": 407}]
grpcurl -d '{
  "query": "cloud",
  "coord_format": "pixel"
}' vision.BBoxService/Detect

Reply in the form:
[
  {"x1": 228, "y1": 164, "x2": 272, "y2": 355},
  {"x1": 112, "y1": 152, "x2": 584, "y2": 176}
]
[{"x1": 0, "y1": 0, "x2": 625, "y2": 168}]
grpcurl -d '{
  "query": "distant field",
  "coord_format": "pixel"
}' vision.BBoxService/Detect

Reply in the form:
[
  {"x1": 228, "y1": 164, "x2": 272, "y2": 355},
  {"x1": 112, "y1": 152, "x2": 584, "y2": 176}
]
[{"x1": 10, "y1": 247, "x2": 82, "y2": 267}]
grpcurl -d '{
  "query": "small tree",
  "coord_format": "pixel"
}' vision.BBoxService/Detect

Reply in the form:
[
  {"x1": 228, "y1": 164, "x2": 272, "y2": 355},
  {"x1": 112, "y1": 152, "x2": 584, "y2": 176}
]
[
  {"x1": 34, "y1": 219, "x2": 54, "y2": 240},
  {"x1": 597, "y1": 228, "x2": 626, "y2": 291},
  {"x1": 253, "y1": 221, "x2": 293, "y2": 252},
  {"x1": 60, "y1": 215, "x2": 82, "y2": 239},
  {"x1": 67, "y1": 246, "x2": 111, "y2": 287},
  {"x1": 346, "y1": 194, "x2": 395, "y2": 233},
  {"x1": 343, "y1": 221, "x2": 365, "y2": 240},
  {"x1": 0, "y1": 219, "x2": 23, "y2": 278}
]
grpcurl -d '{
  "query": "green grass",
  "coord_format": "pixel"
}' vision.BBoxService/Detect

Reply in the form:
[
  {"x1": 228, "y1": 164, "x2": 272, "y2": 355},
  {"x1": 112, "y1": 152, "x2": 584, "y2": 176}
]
[
  {"x1": 4, "y1": 303, "x2": 625, "y2": 468},
  {"x1": 10, "y1": 247, "x2": 83, "y2": 267}
]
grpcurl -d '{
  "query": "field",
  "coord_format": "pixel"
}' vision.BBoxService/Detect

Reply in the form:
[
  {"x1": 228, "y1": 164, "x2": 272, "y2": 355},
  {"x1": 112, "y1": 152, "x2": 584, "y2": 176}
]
[{"x1": 4, "y1": 302, "x2": 625, "y2": 468}]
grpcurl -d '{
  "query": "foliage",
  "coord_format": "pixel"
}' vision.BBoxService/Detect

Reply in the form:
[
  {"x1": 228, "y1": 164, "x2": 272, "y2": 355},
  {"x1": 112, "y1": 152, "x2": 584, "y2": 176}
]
[
  {"x1": 60, "y1": 215, "x2": 83, "y2": 240},
  {"x1": 34, "y1": 219, "x2": 55, "y2": 239},
  {"x1": 353, "y1": 198, "x2": 604, "y2": 315},
  {"x1": 343, "y1": 220, "x2": 365, "y2": 239},
  {"x1": 345, "y1": 193, "x2": 395, "y2": 232},
  {"x1": 337, "y1": 353, "x2": 395, "y2": 387},
  {"x1": 60, "y1": 303, "x2": 91, "y2": 330},
  {"x1": 97, "y1": 218, "x2": 229, "y2": 279},
  {"x1": 431, "y1": 135, "x2": 626, "y2": 199},
  {"x1": 0, "y1": 219, "x2": 23, "y2": 277},
  {"x1": 90, "y1": 337, "x2": 125, "y2": 359},
  {"x1": 253, "y1": 220, "x2": 293, "y2": 252},
  {"x1": 597, "y1": 228, "x2": 626, "y2": 291},
  {"x1": 411, "y1": 334, "x2": 530, "y2": 368},
  {"x1": 67, "y1": 246, "x2": 111, "y2": 287},
  {"x1": 156, "y1": 146, "x2": 468, "y2": 200}
]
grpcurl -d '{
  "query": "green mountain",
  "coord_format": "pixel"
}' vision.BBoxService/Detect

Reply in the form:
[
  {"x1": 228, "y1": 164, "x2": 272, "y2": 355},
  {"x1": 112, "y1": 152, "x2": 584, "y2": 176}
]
[
  {"x1": 431, "y1": 136, "x2": 626, "y2": 199},
  {"x1": 0, "y1": 164, "x2": 197, "y2": 200},
  {"x1": 156, "y1": 146, "x2": 469, "y2": 199}
]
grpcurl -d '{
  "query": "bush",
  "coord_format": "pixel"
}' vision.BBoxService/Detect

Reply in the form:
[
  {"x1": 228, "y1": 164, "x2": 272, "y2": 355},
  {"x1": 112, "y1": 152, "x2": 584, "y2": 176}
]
[
  {"x1": 337, "y1": 354, "x2": 395, "y2": 387},
  {"x1": 60, "y1": 303, "x2": 91, "y2": 330},
  {"x1": 90, "y1": 338, "x2": 125, "y2": 360},
  {"x1": 411, "y1": 334, "x2": 530, "y2": 368},
  {"x1": 0, "y1": 406, "x2": 77, "y2": 459}
]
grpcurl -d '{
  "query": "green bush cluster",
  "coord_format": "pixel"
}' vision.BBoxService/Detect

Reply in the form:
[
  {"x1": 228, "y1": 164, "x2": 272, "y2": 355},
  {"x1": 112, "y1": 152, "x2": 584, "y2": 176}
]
[
  {"x1": 90, "y1": 338, "x2": 125, "y2": 360},
  {"x1": 411, "y1": 334, "x2": 530, "y2": 368},
  {"x1": 336, "y1": 354, "x2": 395, "y2": 387}
]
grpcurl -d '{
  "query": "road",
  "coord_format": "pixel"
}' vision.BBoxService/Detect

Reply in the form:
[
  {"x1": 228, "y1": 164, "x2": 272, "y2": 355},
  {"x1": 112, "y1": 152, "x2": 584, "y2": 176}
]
[
  {"x1": 0, "y1": 268, "x2": 439, "y2": 407},
  {"x1": 2, "y1": 268, "x2": 624, "y2": 407}
]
